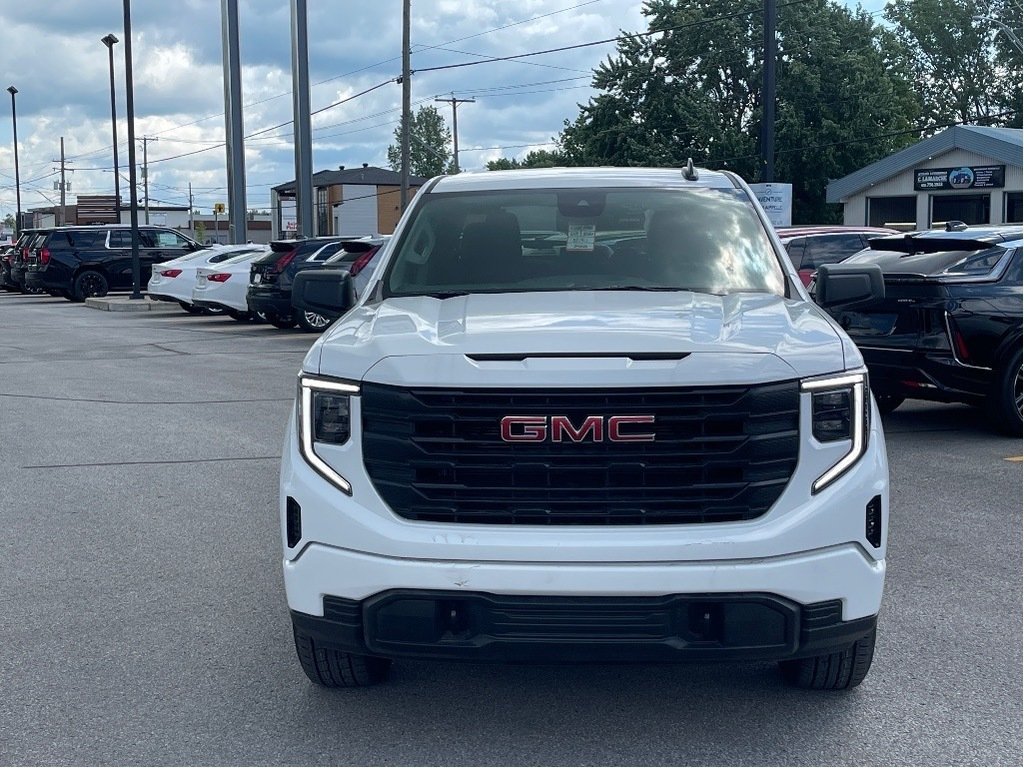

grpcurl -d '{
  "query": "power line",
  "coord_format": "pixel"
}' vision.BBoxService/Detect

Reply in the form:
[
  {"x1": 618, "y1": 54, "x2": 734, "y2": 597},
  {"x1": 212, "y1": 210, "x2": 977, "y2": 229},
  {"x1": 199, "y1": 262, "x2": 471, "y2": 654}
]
[
  {"x1": 413, "y1": 0, "x2": 812, "y2": 74},
  {"x1": 89, "y1": 0, "x2": 606, "y2": 149}
]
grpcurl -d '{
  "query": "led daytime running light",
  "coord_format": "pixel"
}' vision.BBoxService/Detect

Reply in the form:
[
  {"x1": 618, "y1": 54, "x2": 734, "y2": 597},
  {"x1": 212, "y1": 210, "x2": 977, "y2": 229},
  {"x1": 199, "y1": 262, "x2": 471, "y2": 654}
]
[
  {"x1": 802, "y1": 370, "x2": 868, "y2": 493},
  {"x1": 298, "y1": 375, "x2": 359, "y2": 495}
]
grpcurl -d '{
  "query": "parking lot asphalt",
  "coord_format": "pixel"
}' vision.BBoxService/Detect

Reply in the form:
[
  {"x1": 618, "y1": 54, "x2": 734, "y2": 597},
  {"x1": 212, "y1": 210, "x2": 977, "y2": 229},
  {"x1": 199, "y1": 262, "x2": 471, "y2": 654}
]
[{"x1": 0, "y1": 291, "x2": 1021, "y2": 767}]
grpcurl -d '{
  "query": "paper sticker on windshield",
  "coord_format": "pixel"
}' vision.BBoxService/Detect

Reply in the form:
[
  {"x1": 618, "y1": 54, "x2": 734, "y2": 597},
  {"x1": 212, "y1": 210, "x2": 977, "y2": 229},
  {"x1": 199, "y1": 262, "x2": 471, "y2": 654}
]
[{"x1": 566, "y1": 224, "x2": 596, "y2": 252}]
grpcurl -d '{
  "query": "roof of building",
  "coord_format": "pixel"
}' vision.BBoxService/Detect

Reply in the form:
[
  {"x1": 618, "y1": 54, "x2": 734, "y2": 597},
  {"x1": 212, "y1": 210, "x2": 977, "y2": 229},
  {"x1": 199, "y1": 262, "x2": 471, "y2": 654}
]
[
  {"x1": 827, "y1": 125, "x2": 1023, "y2": 203},
  {"x1": 273, "y1": 165, "x2": 428, "y2": 193},
  {"x1": 430, "y1": 166, "x2": 736, "y2": 193}
]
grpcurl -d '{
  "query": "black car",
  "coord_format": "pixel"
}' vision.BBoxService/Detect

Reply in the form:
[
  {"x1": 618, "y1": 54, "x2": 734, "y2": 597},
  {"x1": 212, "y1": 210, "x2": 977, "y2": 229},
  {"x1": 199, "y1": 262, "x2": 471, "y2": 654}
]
[
  {"x1": 6, "y1": 229, "x2": 48, "y2": 293},
  {"x1": 1, "y1": 244, "x2": 19, "y2": 290},
  {"x1": 24, "y1": 225, "x2": 201, "y2": 301},
  {"x1": 246, "y1": 237, "x2": 354, "y2": 329},
  {"x1": 821, "y1": 225, "x2": 1023, "y2": 433}
]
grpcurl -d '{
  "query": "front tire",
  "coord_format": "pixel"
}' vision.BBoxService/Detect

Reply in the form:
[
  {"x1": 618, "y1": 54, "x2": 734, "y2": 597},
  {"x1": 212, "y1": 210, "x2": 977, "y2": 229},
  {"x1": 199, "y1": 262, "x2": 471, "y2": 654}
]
[
  {"x1": 296, "y1": 310, "x2": 332, "y2": 333},
  {"x1": 988, "y1": 349, "x2": 1023, "y2": 436},
  {"x1": 778, "y1": 628, "x2": 876, "y2": 690},
  {"x1": 73, "y1": 270, "x2": 109, "y2": 301},
  {"x1": 292, "y1": 624, "x2": 391, "y2": 688}
]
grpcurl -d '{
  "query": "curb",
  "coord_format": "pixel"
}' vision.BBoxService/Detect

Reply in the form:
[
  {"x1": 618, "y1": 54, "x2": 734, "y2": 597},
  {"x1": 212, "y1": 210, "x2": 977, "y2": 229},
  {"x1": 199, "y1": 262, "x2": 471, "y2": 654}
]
[{"x1": 84, "y1": 296, "x2": 158, "y2": 312}]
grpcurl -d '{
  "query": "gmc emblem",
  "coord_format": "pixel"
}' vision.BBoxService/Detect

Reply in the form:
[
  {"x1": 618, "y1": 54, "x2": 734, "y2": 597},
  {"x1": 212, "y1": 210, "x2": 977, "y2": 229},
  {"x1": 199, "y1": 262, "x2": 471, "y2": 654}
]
[{"x1": 500, "y1": 415, "x2": 656, "y2": 443}]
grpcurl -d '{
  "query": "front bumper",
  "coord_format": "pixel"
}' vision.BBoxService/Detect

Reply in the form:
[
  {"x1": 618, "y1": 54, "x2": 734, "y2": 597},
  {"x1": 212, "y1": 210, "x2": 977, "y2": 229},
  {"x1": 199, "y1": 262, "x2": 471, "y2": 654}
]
[
  {"x1": 291, "y1": 588, "x2": 877, "y2": 663},
  {"x1": 282, "y1": 384, "x2": 889, "y2": 663}
]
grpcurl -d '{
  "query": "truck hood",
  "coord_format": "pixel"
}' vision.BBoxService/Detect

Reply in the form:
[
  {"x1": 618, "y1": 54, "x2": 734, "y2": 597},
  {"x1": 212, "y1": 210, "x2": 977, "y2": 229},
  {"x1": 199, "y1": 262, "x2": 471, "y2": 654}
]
[{"x1": 311, "y1": 291, "x2": 849, "y2": 386}]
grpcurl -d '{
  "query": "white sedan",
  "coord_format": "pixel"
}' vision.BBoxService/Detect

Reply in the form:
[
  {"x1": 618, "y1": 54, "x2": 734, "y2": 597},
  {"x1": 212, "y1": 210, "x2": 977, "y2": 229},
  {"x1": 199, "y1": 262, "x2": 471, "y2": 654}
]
[
  {"x1": 192, "y1": 248, "x2": 270, "y2": 321},
  {"x1": 148, "y1": 244, "x2": 267, "y2": 313}
]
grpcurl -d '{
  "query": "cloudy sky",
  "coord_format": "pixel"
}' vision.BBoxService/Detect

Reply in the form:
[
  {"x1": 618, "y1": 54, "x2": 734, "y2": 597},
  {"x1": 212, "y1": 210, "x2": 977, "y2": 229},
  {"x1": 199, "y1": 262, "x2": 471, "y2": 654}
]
[{"x1": 0, "y1": 0, "x2": 885, "y2": 219}]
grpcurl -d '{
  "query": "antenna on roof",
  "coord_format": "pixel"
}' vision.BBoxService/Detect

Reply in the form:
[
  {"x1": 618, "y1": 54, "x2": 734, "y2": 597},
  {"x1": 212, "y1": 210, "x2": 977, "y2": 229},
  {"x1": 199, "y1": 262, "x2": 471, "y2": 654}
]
[{"x1": 682, "y1": 157, "x2": 698, "y2": 181}]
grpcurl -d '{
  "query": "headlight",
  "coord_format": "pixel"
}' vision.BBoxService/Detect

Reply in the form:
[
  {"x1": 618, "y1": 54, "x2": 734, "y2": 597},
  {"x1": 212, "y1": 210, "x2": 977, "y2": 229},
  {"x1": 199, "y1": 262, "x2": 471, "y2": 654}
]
[
  {"x1": 801, "y1": 370, "x2": 870, "y2": 494},
  {"x1": 297, "y1": 374, "x2": 359, "y2": 495}
]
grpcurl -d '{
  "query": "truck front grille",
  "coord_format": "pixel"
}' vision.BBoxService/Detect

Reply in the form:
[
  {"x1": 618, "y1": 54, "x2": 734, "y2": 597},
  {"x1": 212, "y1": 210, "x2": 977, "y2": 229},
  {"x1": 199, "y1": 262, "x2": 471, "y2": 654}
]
[{"x1": 360, "y1": 382, "x2": 800, "y2": 525}]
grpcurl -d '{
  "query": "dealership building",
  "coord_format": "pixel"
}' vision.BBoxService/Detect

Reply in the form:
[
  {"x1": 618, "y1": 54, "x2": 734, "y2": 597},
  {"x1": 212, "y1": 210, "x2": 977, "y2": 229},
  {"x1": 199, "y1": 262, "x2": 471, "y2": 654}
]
[{"x1": 826, "y1": 125, "x2": 1022, "y2": 230}]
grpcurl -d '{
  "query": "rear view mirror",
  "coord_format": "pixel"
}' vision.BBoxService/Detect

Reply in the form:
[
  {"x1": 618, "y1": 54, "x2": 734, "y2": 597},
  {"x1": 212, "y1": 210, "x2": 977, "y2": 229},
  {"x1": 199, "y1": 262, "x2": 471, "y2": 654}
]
[
  {"x1": 815, "y1": 264, "x2": 884, "y2": 310},
  {"x1": 292, "y1": 270, "x2": 356, "y2": 317}
]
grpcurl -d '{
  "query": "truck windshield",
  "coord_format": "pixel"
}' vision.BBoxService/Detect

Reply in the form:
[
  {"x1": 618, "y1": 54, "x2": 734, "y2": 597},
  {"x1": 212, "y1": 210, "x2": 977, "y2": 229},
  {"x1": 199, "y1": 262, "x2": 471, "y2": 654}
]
[{"x1": 384, "y1": 187, "x2": 786, "y2": 297}]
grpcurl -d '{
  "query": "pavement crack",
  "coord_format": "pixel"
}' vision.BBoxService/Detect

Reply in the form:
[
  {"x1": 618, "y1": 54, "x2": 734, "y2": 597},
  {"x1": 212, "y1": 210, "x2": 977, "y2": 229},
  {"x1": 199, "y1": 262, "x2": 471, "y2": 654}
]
[
  {"x1": 0, "y1": 392, "x2": 291, "y2": 405},
  {"x1": 22, "y1": 456, "x2": 280, "y2": 469}
]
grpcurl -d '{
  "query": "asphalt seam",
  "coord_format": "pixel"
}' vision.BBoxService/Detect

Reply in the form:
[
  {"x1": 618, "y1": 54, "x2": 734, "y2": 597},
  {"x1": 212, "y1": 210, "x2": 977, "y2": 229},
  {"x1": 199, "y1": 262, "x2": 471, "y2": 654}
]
[
  {"x1": 0, "y1": 392, "x2": 292, "y2": 405},
  {"x1": 22, "y1": 456, "x2": 280, "y2": 469}
]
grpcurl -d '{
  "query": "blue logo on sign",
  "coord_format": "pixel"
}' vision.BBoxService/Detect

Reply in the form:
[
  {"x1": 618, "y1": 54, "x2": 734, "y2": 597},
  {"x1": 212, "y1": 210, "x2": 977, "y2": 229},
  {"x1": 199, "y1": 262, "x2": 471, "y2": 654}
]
[{"x1": 949, "y1": 167, "x2": 974, "y2": 189}]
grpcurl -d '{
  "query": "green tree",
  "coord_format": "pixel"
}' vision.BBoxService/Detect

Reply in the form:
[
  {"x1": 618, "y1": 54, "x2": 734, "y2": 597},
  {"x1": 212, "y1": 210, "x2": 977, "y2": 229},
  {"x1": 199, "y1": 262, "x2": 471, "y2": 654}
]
[
  {"x1": 884, "y1": 0, "x2": 1022, "y2": 127},
  {"x1": 387, "y1": 105, "x2": 453, "y2": 178},
  {"x1": 486, "y1": 149, "x2": 567, "y2": 170},
  {"x1": 559, "y1": 0, "x2": 922, "y2": 222},
  {"x1": 2, "y1": 213, "x2": 14, "y2": 229}
]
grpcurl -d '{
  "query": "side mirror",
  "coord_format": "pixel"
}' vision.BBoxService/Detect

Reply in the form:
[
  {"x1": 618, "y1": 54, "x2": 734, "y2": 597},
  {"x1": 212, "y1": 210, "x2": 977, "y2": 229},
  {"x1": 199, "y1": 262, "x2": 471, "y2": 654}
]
[
  {"x1": 292, "y1": 269, "x2": 356, "y2": 318},
  {"x1": 815, "y1": 264, "x2": 885, "y2": 310}
]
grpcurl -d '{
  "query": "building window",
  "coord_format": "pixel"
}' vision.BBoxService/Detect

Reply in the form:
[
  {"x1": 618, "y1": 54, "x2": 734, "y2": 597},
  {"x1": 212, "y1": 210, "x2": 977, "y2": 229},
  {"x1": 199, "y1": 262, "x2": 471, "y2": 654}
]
[
  {"x1": 930, "y1": 194, "x2": 991, "y2": 227},
  {"x1": 867, "y1": 196, "x2": 915, "y2": 229},
  {"x1": 1005, "y1": 192, "x2": 1022, "y2": 224},
  {"x1": 316, "y1": 186, "x2": 329, "y2": 236}
]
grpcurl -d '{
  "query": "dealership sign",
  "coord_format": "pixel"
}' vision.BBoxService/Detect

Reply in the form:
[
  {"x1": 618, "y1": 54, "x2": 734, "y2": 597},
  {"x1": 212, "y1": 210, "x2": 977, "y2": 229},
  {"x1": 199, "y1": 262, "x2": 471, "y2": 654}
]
[
  {"x1": 750, "y1": 182, "x2": 793, "y2": 227},
  {"x1": 914, "y1": 165, "x2": 1005, "y2": 191}
]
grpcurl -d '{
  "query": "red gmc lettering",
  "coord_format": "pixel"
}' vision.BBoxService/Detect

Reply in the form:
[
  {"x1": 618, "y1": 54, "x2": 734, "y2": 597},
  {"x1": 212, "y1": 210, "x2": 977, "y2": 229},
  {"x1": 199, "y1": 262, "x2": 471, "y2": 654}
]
[
  {"x1": 608, "y1": 415, "x2": 656, "y2": 442},
  {"x1": 501, "y1": 415, "x2": 656, "y2": 442},
  {"x1": 500, "y1": 416, "x2": 548, "y2": 442},
  {"x1": 550, "y1": 415, "x2": 604, "y2": 442}
]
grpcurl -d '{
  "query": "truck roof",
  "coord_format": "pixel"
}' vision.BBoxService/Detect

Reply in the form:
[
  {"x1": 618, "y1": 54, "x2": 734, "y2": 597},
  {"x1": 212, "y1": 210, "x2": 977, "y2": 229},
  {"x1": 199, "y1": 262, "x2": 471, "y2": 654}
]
[{"x1": 429, "y1": 166, "x2": 737, "y2": 193}]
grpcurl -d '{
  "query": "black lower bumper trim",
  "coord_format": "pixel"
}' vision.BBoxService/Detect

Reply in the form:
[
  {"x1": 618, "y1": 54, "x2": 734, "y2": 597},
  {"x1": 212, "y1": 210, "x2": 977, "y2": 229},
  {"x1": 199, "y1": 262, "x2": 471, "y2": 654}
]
[
  {"x1": 290, "y1": 590, "x2": 877, "y2": 663},
  {"x1": 246, "y1": 292, "x2": 290, "y2": 316}
]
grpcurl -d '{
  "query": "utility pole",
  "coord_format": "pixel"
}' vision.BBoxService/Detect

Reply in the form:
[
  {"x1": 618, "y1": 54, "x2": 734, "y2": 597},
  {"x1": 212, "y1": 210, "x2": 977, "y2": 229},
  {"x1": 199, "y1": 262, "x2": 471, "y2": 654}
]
[
  {"x1": 122, "y1": 0, "x2": 142, "y2": 299},
  {"x1": 6, "y1": 87, "x2": 19, "y2": 236},
  {"x1": 435, "y1": 93, "x2": 474, "y2": 173},
  {"x1": 400, "y1": 0, "x2": 411, "y2": 210},
  {"x1": 141, "y1": 136, "x2": 158, "y2": 224},
  {"x1": 761, "y1": 0, "x2": 776, "y2": 183},
  {"x1": 290, "y1": 0, "x2": 313, "y2": 237},
  {"x1": 53, "y1": 138, "x2": 73, "y2": 226},
  {"x1": 221, "y1": 0, "x2": 247, "y2": 244},
  {"x1": 188, "y1": 182, "x2": 194, "y2": 233}
]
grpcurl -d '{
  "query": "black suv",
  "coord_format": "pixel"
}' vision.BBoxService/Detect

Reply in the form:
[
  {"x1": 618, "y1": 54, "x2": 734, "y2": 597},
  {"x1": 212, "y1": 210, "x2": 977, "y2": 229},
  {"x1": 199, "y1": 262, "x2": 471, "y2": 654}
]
[
  {"x1": 819, "y1": 225, "x2": 1022, "y2": 432},
  {"x1": 24, "y1": 225, "x2": 200, "y2": 301},
  {"x1": 246, "y1": 237, "x2": 352, "y2": 328},
  {"x1": 5, "y1": 229, "x2": 48, "y2": 293}
]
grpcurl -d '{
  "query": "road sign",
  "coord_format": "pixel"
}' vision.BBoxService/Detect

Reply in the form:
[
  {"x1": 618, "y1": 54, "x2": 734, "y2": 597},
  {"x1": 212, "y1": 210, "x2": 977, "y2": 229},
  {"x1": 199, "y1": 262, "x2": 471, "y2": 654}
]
[{"x1": 213, "y1": 203, "x2": 226, "y2": 214}]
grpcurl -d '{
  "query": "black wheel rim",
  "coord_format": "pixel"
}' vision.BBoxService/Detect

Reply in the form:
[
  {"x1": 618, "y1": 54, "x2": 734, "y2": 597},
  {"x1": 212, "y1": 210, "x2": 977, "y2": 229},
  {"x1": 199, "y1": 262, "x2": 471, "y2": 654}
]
[{"x1": 81, "y1": 274, "x2": 105, "y2": 297}]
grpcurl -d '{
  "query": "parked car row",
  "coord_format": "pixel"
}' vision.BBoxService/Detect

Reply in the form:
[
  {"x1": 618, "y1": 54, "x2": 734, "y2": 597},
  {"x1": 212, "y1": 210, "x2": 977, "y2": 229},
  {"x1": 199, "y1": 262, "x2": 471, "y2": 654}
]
[
  {"x1": 0, "y1": 223, "x2": 388, "y2": 335},
  {"x1": 811, "y1": 224, "x2": 1023, "y2": 432},
  {"x1": 776, "y1": 225, "x2": 898, "y2": 285}
]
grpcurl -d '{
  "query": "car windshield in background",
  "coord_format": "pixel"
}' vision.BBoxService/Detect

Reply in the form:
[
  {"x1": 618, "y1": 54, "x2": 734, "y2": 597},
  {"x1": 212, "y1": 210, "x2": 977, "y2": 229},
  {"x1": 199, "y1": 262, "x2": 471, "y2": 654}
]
[{"x1": 384, "y1": 188, "x2": 786, "y2": 298}]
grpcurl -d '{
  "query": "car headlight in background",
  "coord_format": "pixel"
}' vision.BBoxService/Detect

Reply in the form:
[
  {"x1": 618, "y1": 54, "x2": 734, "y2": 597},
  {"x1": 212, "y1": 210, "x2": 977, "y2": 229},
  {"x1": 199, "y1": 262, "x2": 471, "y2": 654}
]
[
  {"x1": 801, "y1": 370, "x2": 870, "y2": 494},
  {"x1": 297, "y1": 374, "x2": 359, "y2": 495}
]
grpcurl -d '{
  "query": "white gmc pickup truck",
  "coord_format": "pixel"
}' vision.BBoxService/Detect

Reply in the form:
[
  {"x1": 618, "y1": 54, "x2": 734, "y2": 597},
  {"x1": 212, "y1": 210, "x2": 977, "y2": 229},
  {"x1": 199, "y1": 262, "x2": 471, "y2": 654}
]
[{"x1": 280, "y1": 166, "x2": 889, "y2": 690}]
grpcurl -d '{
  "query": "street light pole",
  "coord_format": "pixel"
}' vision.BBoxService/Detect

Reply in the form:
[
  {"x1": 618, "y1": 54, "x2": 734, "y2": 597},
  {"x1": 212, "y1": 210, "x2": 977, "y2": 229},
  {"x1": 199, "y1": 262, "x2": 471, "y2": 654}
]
[
  {"x1": 102, "y1": 34, "x2": 120, "y2": 223},
  {"x1": 122, "y1": 0, "x2": 142, "y2": 300},
  {"x1": 973, "y1": 14, "x2": 1023, "y2": 52},
  {"x1": 6, "y1": 86, "x2": 20, "y2": 237}
]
